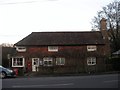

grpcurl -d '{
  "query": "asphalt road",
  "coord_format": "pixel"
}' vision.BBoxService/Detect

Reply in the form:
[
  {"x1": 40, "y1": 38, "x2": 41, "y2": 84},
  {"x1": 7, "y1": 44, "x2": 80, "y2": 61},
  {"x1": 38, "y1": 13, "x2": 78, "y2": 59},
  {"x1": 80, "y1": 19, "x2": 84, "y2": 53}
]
[{"x1": 1, "y1": 74, "x2": 119, "y2": 88}]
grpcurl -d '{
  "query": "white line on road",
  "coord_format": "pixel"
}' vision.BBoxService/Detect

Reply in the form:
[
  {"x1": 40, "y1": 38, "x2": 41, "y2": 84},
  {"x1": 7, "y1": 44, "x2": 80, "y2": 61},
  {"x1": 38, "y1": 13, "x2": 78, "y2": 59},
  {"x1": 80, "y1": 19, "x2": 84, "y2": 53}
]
[
  {"x1": 104, "y1": 80, "x2": 118, "y2": 83},
  {"x1": 12, "y1": 83, "x2": 74, "y2": 88}
]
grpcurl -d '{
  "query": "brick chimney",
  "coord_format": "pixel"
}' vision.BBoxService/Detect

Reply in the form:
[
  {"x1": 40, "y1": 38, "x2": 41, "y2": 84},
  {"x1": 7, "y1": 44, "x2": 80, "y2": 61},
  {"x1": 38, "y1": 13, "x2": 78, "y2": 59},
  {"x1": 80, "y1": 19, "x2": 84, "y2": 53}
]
[
  {"x1": 100, "y1": 18, "x2": 111, "y2": 55},
  {"x1": 100, "y1": 18, "x2": 109, "y2": 40}
]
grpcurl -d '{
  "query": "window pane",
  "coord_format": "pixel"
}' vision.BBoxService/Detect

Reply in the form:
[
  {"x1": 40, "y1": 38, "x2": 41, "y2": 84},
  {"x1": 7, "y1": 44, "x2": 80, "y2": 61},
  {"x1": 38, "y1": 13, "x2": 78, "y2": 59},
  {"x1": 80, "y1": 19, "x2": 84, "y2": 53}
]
[
  {"x1": 20, "y1": 58, "x2": 23, "y2": 65},
  {"x1": 56, "y1": 58, "x2": 65, "y2": 65},
  {"x1": 61, "y1": 58, "x2": 65, "y2": 65},
  {"x1": 92, "y1": 62, "x2": 94, "y2": 64},
  {"x1": 56, "y1": 58, "x2": 60, "y2": 65},
  {"x1": 44, "y1": 61, "x2": 47, "y2": 65},
  {"x1": 13, "y1": 58, "x2": 17, "y2": 66},
  {"x1": 48, "y1": 61, "x2": 52, "y2": 65}
]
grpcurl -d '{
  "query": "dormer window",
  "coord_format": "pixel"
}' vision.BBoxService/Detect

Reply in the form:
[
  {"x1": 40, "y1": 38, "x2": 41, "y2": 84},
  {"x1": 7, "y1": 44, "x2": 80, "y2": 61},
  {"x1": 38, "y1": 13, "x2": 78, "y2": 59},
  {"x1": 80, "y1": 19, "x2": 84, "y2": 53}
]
[
  {"x1": 87, "y1": 45, "x2": 97, "y2": 51},
  {"x1": 48, "y1": 46, "x2": 58, "y2": 52},
  {"x1": 16, "y1": 46, "x2": 26, "y2": 52}
]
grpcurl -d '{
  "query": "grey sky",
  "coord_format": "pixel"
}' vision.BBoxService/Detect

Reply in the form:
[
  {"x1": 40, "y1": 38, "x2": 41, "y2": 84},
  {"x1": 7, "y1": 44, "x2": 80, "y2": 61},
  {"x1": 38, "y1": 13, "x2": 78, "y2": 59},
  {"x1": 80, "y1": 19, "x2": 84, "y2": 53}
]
[{"x1": 0, "y1": 0, "x2": 114, "y2": 44}]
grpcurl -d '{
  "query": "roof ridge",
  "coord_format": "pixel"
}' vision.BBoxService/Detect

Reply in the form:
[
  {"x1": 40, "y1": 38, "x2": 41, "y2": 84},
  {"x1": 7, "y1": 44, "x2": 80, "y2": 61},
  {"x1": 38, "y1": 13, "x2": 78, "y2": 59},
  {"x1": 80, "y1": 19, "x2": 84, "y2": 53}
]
[{"x1": 32, "y1": 31, "x2": 101, "y2": 33}]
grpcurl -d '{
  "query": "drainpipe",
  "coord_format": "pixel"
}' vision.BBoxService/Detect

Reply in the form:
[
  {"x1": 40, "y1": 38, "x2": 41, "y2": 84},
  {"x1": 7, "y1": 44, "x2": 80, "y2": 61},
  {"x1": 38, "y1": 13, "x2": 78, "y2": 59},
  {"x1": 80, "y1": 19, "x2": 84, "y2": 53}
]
[{"x1": 7, "y1": 54, "x2": 11, "y2": 68}]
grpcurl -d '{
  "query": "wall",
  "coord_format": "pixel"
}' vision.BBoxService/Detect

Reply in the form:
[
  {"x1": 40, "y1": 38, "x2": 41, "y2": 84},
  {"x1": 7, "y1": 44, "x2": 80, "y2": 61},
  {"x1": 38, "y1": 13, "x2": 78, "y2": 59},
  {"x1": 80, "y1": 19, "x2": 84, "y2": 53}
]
[
  {"x1": 15, "y1": 45, "x2": 106, "y2": 74},
  {"x1": 2, "y1": 47, "x2": 15, "y2": 68}
]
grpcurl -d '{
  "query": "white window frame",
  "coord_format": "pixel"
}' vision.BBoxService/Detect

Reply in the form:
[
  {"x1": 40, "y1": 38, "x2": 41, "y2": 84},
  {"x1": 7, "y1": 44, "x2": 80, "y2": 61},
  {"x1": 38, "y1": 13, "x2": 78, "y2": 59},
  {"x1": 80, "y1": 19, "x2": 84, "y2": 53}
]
[
  {"x1": 87, "y1": 45, "x2": 97, "y2": 51},
  {"x1": 43, "y1": 57, "x2": 53, "y2": 66},
  {"x1": 16, "y1": 46, "x2": 26, "y2": 52},
  {"x1": 48, "y1": 46, "x2": 58, "y2": 52},
  {"x1": 12, "y1": 57, "x2": 25, "y2": 67},
  {"x1": 87, "y1": 57, "x2": 96, "y2": 65},
  {"x1": 56, "y1": 58, "x2": 65, "y2": 65}
]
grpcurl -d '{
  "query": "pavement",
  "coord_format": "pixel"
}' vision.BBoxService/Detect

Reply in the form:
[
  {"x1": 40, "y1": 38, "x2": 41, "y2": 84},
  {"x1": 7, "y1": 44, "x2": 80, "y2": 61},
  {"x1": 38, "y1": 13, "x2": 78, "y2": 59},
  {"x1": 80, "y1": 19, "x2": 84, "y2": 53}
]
[{"x1": 21, "y1": 71, "x2": 120, "y2": 78}]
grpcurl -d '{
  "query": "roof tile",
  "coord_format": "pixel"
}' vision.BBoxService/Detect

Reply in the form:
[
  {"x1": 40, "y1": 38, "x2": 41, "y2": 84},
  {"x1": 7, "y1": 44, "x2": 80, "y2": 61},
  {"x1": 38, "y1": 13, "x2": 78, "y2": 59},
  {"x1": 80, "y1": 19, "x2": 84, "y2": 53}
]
[{"x1": 15, "y1": 31, "x2": 105, "y2": 46}]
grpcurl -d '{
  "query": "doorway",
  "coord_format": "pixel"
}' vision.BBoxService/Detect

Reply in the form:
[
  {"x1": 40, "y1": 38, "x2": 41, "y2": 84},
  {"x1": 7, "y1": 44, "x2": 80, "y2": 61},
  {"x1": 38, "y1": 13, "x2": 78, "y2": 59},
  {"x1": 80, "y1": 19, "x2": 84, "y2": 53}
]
[{"x1": 32, "y1": 58, "x2": 39, "y2": 72}]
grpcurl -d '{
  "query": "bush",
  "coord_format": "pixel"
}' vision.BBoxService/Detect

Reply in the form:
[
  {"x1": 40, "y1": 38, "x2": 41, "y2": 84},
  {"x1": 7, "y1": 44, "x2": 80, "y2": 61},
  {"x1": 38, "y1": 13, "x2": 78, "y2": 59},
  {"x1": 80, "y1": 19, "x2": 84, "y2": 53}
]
[{"x1": 106, "y1": 56, "x2": 120, "y2": 71}]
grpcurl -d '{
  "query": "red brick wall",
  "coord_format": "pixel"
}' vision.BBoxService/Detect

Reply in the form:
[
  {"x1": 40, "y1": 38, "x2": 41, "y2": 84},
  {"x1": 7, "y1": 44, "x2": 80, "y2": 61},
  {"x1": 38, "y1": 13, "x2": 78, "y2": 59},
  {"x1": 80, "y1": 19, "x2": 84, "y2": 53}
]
[{"x1": 15, "y1": 45, "x2": 106, "y2": 73}]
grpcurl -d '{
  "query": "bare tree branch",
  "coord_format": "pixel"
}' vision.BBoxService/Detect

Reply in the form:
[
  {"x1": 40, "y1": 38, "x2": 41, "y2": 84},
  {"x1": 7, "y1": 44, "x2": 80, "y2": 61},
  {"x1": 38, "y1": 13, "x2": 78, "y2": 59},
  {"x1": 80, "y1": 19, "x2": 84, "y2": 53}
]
[{"x1": 91, "y1": 1, "x2": 120, "y2": 52}]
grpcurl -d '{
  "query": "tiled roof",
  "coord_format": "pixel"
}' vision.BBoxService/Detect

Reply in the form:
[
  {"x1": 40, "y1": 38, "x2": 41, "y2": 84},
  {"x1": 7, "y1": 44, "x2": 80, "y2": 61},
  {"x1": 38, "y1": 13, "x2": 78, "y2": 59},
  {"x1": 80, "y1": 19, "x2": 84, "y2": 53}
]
[{"x1": 15, "y1": 31, "x2": 105, "y2": 46}]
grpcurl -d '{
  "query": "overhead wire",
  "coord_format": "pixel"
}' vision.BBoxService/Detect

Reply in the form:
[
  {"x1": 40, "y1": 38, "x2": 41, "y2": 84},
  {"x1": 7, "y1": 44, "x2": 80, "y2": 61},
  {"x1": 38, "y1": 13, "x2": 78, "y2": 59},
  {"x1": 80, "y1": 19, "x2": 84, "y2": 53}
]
[{"x1": 0, "y1": 0, "x2": 56, "y2": 5}]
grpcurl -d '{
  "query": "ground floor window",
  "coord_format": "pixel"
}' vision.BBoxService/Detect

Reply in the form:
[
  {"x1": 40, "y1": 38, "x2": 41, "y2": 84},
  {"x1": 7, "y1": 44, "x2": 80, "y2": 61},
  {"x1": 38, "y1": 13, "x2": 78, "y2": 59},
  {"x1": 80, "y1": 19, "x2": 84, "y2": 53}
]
[
  {"x1": 87, "y1": 57, "x2": 96, "y2": 65},
  {"x1": 12, "y1": 57, "x2": 25, "y2": 67},
  {"x1": 56, "y1": 58, "x2": 65, "y2": 65},
  {"x1": 43, "y1": 57, "x2": 53, "y2": 66}
]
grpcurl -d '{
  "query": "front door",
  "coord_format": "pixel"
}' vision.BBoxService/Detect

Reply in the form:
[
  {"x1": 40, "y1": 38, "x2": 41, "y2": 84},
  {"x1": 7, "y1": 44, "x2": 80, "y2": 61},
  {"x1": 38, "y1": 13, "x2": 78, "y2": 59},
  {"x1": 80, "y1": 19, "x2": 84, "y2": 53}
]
[{"x1": 32, "y1": 58, "x2": 39, "y2": 72}]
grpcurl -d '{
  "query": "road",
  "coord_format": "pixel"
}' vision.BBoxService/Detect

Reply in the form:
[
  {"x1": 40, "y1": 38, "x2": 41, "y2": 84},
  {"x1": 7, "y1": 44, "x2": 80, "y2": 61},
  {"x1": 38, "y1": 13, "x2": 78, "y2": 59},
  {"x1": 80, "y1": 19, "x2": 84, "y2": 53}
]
[{"x1": 1, "y1": 74, "x2": 119, "y2": 88}]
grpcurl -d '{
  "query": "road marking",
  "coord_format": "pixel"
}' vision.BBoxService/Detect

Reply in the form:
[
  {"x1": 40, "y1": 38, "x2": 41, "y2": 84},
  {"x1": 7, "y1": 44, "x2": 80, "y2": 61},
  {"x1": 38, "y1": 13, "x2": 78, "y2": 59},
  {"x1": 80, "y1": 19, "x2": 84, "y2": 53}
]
[
  {"x1": 104, "y1": 80, "x2": 118, "y2": 83},
  {"x1": 12, "y1": 83, "x2": 74, "y2": 88}
]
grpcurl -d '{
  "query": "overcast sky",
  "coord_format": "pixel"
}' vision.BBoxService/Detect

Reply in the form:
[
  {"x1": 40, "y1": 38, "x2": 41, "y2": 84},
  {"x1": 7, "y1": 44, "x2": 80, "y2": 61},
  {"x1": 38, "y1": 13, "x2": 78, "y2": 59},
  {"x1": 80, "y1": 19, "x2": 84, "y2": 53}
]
[{"x1": 0, "y1": 0, "x2": 114, "y2": 44}]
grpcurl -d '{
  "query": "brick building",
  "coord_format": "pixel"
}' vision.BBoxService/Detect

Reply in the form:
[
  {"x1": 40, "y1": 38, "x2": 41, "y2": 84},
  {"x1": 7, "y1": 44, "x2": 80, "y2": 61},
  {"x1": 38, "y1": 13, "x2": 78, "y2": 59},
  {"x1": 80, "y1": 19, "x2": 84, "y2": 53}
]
[{"x1": 11, "y1": 18, "x2": 110, "y2": 74}]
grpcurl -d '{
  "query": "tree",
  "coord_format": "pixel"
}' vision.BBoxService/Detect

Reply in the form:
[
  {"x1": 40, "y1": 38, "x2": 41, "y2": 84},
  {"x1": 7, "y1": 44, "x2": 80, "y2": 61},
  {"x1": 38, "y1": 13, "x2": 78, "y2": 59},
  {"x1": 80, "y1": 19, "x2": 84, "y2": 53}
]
[{"x1": 91, "y1": 1, "x2": 120, "y2": 52}]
